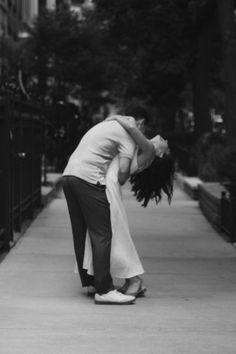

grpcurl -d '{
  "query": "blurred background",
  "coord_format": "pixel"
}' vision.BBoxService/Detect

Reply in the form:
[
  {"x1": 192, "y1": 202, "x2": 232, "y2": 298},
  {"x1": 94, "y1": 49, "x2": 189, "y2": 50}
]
[{"x1": 0, "y1": 0, "x2": 236, "y2": 251}]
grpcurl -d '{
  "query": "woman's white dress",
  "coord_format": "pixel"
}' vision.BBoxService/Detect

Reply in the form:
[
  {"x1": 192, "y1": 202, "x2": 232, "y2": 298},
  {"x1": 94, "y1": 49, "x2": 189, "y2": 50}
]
[{"x1": 82, "y1": 153, "x2": 144, "y2": 278}]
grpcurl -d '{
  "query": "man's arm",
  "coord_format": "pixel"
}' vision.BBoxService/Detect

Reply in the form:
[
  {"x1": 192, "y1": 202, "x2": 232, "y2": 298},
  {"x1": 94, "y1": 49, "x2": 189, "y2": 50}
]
[
  {"x1": 118, "y1": 156, "x2": 132, "y2": 185},
  {"x1": 106, "y1": 115, "x2": 154, "y2": 157},
  {"x1": 109, "y1": 116, "x2": 155, "y2": 168}
]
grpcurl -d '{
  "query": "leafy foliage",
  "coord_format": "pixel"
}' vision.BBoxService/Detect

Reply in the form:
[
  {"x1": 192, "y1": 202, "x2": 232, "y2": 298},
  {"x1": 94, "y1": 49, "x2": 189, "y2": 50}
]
[
  {"x1": 95, "y1": 0, "x2": 194, "y2": 106},
  {"x1": 218, "y1": 147, "x2": 236, "y2": 196},
  {"x1": 21, "y1": 0, "x2": 228, "y2": 140},
  {"x1": 194, "y1": 132, "x2": 227, "y2": 181},
  {"x1": 23, "y1": 7, "x2": 111, "y2": 102}
]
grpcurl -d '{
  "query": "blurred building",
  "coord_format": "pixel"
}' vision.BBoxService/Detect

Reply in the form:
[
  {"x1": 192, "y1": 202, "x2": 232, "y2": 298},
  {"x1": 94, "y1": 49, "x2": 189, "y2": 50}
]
[
  {"x1": 0, "y1": 0, "x2": 94, "y2": 77},
  {"x1": 0, "y1": 0, "x2": 93, "y2": 39},
  {"x1": 39, "y1": 0, "x2": 58, "y2": 12},
  {"x1": 21, "y1": 0, "x2": 38, "y2": 29},
  {"x1": 0, "y1": 0, "x2": 76, "y2": 44},
  {"x1": 69, "y1": 0, "x2": 95, "y2": 20},
  {"x1": 0, "y1": 1, "x2": 7, "y2": 38},
  {"x1": 0, "y1": 1, "x2": 38, "y2": 39},
  {"x1": 38, "y1": 0, "x2": 74, "y2": 12},
  {"x1": 0, "y1": 0, "x2": 70, "y2": 77},
  {"x1": 0, "y1": 0, "x2": 39, "y2": 76}
]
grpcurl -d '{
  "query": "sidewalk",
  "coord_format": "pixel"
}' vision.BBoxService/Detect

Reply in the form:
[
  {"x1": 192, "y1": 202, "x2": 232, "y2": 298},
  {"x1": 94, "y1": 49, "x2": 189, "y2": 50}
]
[
  {"x1": 0, "y1": 184, "x2": 236, "y2": 354},
  {"x1": 41, "y1": 173, "x2": 62, "y2": 205}
]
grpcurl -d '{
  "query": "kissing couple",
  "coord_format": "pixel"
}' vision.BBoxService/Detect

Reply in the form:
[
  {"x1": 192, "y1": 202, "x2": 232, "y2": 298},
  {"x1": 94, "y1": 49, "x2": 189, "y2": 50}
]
[{"x1": 63, "y1": 106, "x2": 174, "y2": 305}]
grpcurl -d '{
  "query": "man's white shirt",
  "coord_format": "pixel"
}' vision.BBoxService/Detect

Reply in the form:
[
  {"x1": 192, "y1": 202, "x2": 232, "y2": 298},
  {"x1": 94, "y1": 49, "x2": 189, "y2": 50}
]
[{"x1": 63, "y1": 120, "x2": 135, "y2": 185}]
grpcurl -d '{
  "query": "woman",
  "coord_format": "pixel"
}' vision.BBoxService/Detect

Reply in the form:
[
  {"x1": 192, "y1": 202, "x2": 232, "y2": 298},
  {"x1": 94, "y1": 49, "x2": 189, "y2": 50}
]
[{"x1": 82, "y1": 115, "x2": 175, "y2": 296}]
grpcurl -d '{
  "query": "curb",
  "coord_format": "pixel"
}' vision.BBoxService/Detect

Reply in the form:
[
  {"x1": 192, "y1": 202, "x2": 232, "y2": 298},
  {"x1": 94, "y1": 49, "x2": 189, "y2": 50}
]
[
  {"x1": 2, "y1": 174, "x2": 62, "y2": 258},
  {"x1": 175, "y1": 172, "x2": 232, "y2": 242},
  {"x1": 175, "y1": 173, "x2": 202, "y2": 200}
]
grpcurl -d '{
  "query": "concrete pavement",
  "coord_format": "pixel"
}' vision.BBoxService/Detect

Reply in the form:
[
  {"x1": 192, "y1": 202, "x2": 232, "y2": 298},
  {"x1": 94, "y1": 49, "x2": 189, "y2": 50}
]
[{"x1": 0, "y1": 183, "x2": 236, "y2": 354}]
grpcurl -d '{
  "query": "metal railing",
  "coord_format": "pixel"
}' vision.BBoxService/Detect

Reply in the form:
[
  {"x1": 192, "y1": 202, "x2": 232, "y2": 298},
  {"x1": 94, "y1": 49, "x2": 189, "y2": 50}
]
[
  {"x1": 221, "y1": 191, "x2": 236, "y2": 243},
  {"x1": 0, "y1": 90, "x2": 43, "y2": 252}
]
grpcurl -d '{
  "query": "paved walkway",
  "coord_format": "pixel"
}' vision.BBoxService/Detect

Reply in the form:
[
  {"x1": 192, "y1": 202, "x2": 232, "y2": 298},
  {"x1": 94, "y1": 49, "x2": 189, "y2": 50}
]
[{"x1": 0, "y1": 184, "x2": 236, "y2": 354}]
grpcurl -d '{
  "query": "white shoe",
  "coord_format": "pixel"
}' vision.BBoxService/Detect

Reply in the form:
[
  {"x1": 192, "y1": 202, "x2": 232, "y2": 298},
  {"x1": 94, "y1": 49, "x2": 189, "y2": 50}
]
[{"x1": 94, "y1": 289, "x2": 135, "y2": 305}]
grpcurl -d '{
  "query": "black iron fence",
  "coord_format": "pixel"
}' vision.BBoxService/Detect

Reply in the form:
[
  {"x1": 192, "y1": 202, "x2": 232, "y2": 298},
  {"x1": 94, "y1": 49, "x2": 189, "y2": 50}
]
[
  {"x1": 221, "y1": 191, "x2": 236, "y2": 243},
  {"x1": 0, "y1": 91, "x2": 43, "y2": 252}
]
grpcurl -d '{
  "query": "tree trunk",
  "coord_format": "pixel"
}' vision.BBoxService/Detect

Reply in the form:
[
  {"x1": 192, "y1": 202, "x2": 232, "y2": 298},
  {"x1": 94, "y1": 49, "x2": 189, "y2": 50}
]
[
  {"x1": 160, "y1": 99, "x2": 177, "y2": 136},
  {"x1": 217, "y1": 0, "x2": 236, "y2": 148},
  {"x1": 193, "y1": 15, "x2": 215, "y2": 137}
]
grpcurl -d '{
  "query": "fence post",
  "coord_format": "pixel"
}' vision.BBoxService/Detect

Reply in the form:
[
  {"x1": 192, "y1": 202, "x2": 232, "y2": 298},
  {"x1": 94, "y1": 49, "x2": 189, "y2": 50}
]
[
  {"x1": 0, "y1": 90, "x2": 43, "y2": 253},
  {"x1": 230, "y1": 195, "x2": 236, "y2": 243},
  {"x1": 0, "y1": 91, "x2": 12, "y2": 251}
]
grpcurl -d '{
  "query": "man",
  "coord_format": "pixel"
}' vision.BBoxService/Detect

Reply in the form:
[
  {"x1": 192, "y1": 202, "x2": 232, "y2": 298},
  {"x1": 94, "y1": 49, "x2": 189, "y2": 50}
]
[{"x1": 62, "y1": 106, "x2": 148, "y2": 305}]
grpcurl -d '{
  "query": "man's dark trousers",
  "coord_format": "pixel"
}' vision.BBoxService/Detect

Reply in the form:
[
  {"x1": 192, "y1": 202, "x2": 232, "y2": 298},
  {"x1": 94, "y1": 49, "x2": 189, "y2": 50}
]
[{"x1": 62, "y1": 176, "x2": 114, "y2": 295}]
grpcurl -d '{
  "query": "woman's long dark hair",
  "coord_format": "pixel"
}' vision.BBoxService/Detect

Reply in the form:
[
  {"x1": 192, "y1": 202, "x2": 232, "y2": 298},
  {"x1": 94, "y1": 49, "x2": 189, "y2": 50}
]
[{"x1": 130, "y1": 154, "x2": 175, "y2": 207}]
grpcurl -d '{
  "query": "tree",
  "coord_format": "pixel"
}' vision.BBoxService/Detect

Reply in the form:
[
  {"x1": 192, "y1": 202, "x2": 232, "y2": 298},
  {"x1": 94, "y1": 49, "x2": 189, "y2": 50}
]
[
  {"x1": 95, "y1": 0, "x2": 193, "y2": 134},
  {"x1": 20, "y1": 6, "x2": 117, "y2": 171},
  {"x1": 189, "y1": 0, "x2": 236, "y2": 146},
  {"x1": 189, "y1": 0, "x2": 217, "y2": 137},
  {"x1": 217, "y1": 0, "x2": 236, "y2": 148},
  {"x1": 23, "y1": 7, "x2": 111, "y2": 112}
]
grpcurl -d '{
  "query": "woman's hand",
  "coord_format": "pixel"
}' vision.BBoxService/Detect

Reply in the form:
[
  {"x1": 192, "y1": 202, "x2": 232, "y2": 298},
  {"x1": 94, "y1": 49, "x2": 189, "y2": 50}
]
[{"x1": 105, "y1": 115, "x2": 137, "y2": 131}]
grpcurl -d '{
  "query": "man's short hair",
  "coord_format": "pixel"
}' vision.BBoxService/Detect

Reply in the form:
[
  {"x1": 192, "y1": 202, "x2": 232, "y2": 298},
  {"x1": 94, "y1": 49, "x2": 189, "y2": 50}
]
[{"x1": 124, "y1": 105, "x2": 149, "y2": 123}]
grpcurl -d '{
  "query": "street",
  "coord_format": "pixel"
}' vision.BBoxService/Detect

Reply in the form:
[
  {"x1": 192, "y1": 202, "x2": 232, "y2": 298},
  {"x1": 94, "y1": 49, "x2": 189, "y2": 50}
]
[{"x1": 0, "y1": 183, "x2": 236, "y2": 354}]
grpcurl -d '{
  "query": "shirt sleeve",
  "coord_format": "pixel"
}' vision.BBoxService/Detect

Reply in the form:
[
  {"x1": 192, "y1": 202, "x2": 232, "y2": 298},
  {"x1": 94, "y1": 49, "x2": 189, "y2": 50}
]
[{"x1": 117, "y1": 127, "x2": 136, "y2": 159}]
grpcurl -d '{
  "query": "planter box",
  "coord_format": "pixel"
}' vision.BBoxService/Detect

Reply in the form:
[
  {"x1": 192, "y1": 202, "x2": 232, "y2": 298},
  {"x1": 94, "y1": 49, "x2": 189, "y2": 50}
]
[
  {"x1": 177, "y1": 175, "x2": 236, "y2": 242},
  {"x1": 198, "y1": 183, "x2": 225, "y2": 232},
  {"x1": 198, "y1": 182, "x2": 236, "y2": 242},
  {"x1": 199, "y1": 183, "x2": 222, "y2": 228},
  {"x1": 175, "y1": 173, "x2": 202, "y2": 200}
]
